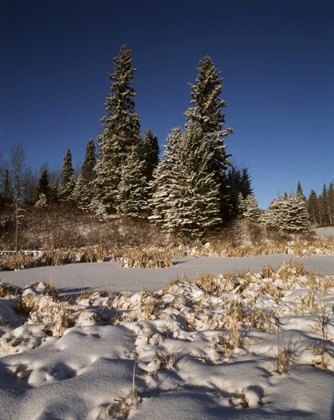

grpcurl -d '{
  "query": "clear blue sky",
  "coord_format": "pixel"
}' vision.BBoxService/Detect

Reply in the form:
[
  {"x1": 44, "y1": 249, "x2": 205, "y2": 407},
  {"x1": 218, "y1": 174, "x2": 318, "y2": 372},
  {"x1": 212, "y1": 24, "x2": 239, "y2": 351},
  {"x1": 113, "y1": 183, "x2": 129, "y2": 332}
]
[{"x1": 1, "y1": 0, "x2": 333, "y2": 209}]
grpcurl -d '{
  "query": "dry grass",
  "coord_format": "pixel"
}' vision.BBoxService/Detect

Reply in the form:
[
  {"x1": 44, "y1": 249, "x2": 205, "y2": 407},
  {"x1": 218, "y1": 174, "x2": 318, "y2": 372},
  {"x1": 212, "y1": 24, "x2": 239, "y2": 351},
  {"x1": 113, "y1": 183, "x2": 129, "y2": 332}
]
[
  {"x1": 119, "y1": 246, "x2": 173, "y2": 268},
  {"x1": 1, "y1": 211, "x2": 334, "y2": 270}
]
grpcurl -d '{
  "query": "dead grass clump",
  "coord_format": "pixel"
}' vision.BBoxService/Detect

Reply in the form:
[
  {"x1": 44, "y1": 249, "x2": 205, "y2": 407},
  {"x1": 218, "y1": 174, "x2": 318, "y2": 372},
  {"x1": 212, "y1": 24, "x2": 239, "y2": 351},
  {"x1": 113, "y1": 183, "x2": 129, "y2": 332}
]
[
  {"x1": 162, "y1": 277, "x2": 185, "y2": 295},
  {"x1": 260, "y1": 265, "x2": 273, "y2": 279},
  {"x1": 245, "y1": 308, "x2": 275, "y2": 332},
  {"x1": 103, "y1": 391, "x2": 136, "y2": 420},
  {"x1": 195, "y1": 273, "x2": 220, "y2": 295},
  {"x1": 274, "y1": 346, "x2": 297, "y2": 374},
  {"x1": 275, "y1": 260, "x2": 304, "y2": 280},
  {"x1": 0, "y1": 281, "x2": 21, "y2": 297},
  {"x1": 159, "y1": 351, "x2": 178, "y2": 370},
  {"x1": 119, "y1": 247, "x2": 173, "y2": 268}
]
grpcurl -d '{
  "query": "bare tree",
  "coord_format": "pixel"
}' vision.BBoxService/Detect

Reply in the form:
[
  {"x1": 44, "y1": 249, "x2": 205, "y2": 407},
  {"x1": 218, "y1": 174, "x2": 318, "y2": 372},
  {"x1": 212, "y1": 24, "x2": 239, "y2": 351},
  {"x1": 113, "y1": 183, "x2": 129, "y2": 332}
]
[{"x1": 10, "y1": 144, "x2": 29, "y2": 255}]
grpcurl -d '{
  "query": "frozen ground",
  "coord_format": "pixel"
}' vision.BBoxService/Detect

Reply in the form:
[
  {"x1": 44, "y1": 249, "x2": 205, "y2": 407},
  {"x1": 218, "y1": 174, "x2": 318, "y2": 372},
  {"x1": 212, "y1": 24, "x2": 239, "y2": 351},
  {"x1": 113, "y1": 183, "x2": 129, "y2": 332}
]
[
  {"x1": 1, "y1": 254, "x2": 334, "y2": 294},
  {"x1": 315, "y1": 227, "x2": 334, "y2": 238},
  {"x1": 1, "y1": 254, "x2": 334, "y2": 419}
]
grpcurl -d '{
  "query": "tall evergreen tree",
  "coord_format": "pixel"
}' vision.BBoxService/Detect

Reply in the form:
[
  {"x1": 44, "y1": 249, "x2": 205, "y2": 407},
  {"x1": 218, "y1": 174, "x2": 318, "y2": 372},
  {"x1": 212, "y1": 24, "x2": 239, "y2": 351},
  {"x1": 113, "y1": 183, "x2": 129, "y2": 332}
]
[
  {"x1": 184, "y1": 56, "x2": 233, "y2": 221},
  {"x1": 94, "y1": 45, "x2": 141, "y2": 212},
  {"x1": 141, "y1": 128, "x2": 160, "y2": 182},
  {"x1": 149, "y1": 128, "x2": 183, "y2": 228},
  {"x1": 37, "y1": 168, "x2": 51, "y2": 202},
  {"x1": 150, "y1": 124, "x2": 221, "y2": 237},
  {"x1": 242, "y1": 194, "x2": 261, "y2": 222},
  {"x1": 72, "y1": 140, "x2": 96, "y2": 210},
  {"x1": 319, "y1": 184, "x2": 329, "y2": 226},
  {"x1": 307, "y1": 189, "x2": 320, "y2": 226},
  {"x1": 327, "y1": 182, "x2": 334, "y2": 225},
  {"x1": 227, "y1": 164, "x2": 253, "y2": 219},
  {"x1": 296, "y1": 181, "x2": 306, "y2": 201},
  {"x1": 59, "y1": 149, "x2": 75, "y2": 200},
  {"x1": 117, "y1": 144, "x2": 149, "y2": 218},
  {"x1": 81, "y1": 139, "x2": 96, "y2": 183}
]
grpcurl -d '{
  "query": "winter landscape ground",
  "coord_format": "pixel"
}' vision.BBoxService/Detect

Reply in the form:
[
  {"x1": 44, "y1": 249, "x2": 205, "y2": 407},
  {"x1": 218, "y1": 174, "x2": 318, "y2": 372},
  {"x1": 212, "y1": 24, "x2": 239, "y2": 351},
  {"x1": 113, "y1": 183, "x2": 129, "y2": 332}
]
[{"x1": 0, "y1": 229, "x2": 334, "y2": 419}]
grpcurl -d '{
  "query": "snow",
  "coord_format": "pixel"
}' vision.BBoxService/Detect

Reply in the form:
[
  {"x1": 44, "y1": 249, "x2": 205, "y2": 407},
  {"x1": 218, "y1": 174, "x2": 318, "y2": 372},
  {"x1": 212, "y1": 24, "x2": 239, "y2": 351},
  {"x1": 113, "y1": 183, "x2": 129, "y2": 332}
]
[
  {"x1": 1, "y1": 255, "x2": 334, "y2": 419},
  {"x1": 1, "y1": 254, "x2": 334, "y2": 292},
  {"x1": 316, "y1": 227, "x2": 334, "y2": 238}
]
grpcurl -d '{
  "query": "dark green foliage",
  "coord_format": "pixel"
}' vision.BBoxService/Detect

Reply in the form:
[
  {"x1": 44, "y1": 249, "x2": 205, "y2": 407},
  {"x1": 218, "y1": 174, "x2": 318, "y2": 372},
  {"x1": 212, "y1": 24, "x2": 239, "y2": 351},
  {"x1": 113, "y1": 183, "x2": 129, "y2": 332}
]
[
  {"x1": 72, "y1": 140, "x2": 97, "y2": 211},
  {"x1": 81, "y1": 139, "x2": 96, "y2": 183},
  {"x1": 184, "y1": 56, "x2": 233, "y2": 221},
  {"x1": 296, "y1": 181, "x2": 306, "y2": 201},
  {"x1": 59, "y1": 149, "x2": 75, "y2": 200},
  {"x1": 37, "y1": 168, "x2": 51, "y2": 201},
  {"x1": 117, "y1": 144, "x2": 149, "y2": 218},
  {"x1": 264, "y1": 193, "x2": 310, "y2": 232},
  {"x1": 227, "y1": 165, "x2": 253, "y2": 219},
  {"x1": 94, "y1": 45, "x2": 141, "y2": 212},
  {"x1": 150, "y1": 124, "x2": 221, "y2": 237},
  {"x1": 141, "y1": 128, "x2": 159, "y2": 182}
]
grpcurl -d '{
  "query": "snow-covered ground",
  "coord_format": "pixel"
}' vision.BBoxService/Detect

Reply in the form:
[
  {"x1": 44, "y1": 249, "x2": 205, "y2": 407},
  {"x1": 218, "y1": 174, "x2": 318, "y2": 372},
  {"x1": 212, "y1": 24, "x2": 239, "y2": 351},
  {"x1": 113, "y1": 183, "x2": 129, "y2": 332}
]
[
  {"x1": 1, "y1": 255, "x2": 334, "y2": 419},
  {"x1": 1, "y1": 254, "x2": 334, "y2": 293},
  {"x1": 316, "y1": 227, "x2": 334, "y2": 238}
]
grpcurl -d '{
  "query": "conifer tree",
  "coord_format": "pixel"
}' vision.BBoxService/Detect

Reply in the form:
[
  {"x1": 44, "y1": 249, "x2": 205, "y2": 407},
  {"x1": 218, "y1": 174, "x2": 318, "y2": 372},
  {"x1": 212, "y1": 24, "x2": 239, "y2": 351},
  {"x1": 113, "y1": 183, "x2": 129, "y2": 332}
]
[
  {"x1": 149, "y1": 128, "x2": 182, "y2": 228},
  {"x1": 242, "y1": 195, "x2": 261, "y2": 222},
  {"x1": 81, "y1": 139, "x2": 96, "y2": 183},
  {"x1": 59, "y1": 149, "x2": 75, "y2": 200},
  {"x1": 184, "y1": 56, "x2": 233, "y2": 220},
  {"x1": 307, "y1": 189, "x2": 320, "y2": 226},
  {"x1": 319, "y1": 184, "x2": 329, "y2": 226},
  {"x1": 35, "y1": 193, "x2": 47, "y2": 207},
  {"x1": 150, "y1": 124, "x2": 221, "y2": 237},
  {"x1": 94, "y1": 45, "x2": 141, "y2": 212},
  {"x1": 227, "y1": 165, "x2": 253, "y2": 219},
  {"x1": 37, "y1": 168, "x2": 50, "y2": 202},
  {"x1": 296, "y1": 181, "x2": 306, "y2": 200},
  {"x1": 264, "y1": 193, "x2": 310, "y2": 232},
  {"x1": 72, "y1": 140, "x2": 96, "y2": 210},
  {"x1": 326, "y1": 182, "x2": 334, "y2": 225},
  {"x1": 117, "y1": 144, "x2": 149, "y2": 218},
  {"x1": 141, "y1": 128, "x2": 159, "y2": 182}
]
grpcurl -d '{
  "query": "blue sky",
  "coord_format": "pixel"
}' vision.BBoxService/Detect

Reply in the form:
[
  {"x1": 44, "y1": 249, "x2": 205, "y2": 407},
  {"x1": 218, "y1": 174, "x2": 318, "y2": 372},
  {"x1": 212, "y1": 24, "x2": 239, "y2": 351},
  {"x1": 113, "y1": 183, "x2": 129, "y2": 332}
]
[{"x1": 1, "y1": 0, "x2": 333, "y2": 209}]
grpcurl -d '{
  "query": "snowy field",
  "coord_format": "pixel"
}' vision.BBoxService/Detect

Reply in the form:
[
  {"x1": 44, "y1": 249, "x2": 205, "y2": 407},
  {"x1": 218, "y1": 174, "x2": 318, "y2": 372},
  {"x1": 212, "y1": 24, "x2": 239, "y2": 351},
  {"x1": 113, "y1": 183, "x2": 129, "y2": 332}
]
[
  {"x1": 1, "y1": 253, "x2": 334, "y2": 419},
  {"x1": 1, "y1": 254, "x2": 334, "y2": 293},
  {"x1": 316, "y1": 227, "x2": 334, "y2": 238}
]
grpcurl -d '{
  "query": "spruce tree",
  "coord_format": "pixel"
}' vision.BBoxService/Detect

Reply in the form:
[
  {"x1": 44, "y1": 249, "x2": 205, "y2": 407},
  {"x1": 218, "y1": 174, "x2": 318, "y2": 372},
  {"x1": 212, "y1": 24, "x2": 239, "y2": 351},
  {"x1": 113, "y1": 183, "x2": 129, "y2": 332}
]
[
  {"x1": 59, "y1": 149, "x2": 75, "y2": 200},
  {"x1": 264, "y1": 193, "x2": 310, "y2": 232},
  {"x1": 81, "y1": 139, "x2": 96, "y2": 183},
  {"x1": 94, "y1": 45, "x2": 141, "y2": 212},
  {"x1": 141, "y1": 128, "x2": 160, "y2": 182},
  {"x1": 117, "y1": 144, "x2": 149, "y2": 218},
  {"x1": 326, "y1": 182, "x2": 334, "y2": 225},
  {"x1": 227, "y1": 165, "x2": 253, "y2": 219},
  {"x1": 308, "y1": 189, "x2": 320, "y2": 226},
  {"x1": 242, "y1": 195, "x2": 260, "y2": 222},
  {"x1": 72, "y1": 140, "x2": 96, "y2": 210},
  {"x1": 319, "y1": 184, "x2": 329, "y2": 226},
  {"x1": 149, "y1": 128, "x2": 182, "y2": 228},
  {"x1": 296, "y1": 181, "x2": 306, "y2": 201},
  {"x1": 37, "y1": 168, "x2": 50, "y2": 202},
  {"x1": 150, "y1": 124, "x2": 221, "y2": 237},
  {"x1": 35, "y1": 193, "x2": 47, "y2": 207},
  {"x1": 184, "y1": 56, "x2": 233, "y2": 221}
]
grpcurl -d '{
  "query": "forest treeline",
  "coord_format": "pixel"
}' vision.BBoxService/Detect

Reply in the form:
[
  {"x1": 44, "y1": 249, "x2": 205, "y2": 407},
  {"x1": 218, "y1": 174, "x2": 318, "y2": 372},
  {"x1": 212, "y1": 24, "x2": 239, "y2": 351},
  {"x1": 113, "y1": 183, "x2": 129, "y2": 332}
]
[{"x1": 0, "y1": 45, "x2": 333, "y2": 239}]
